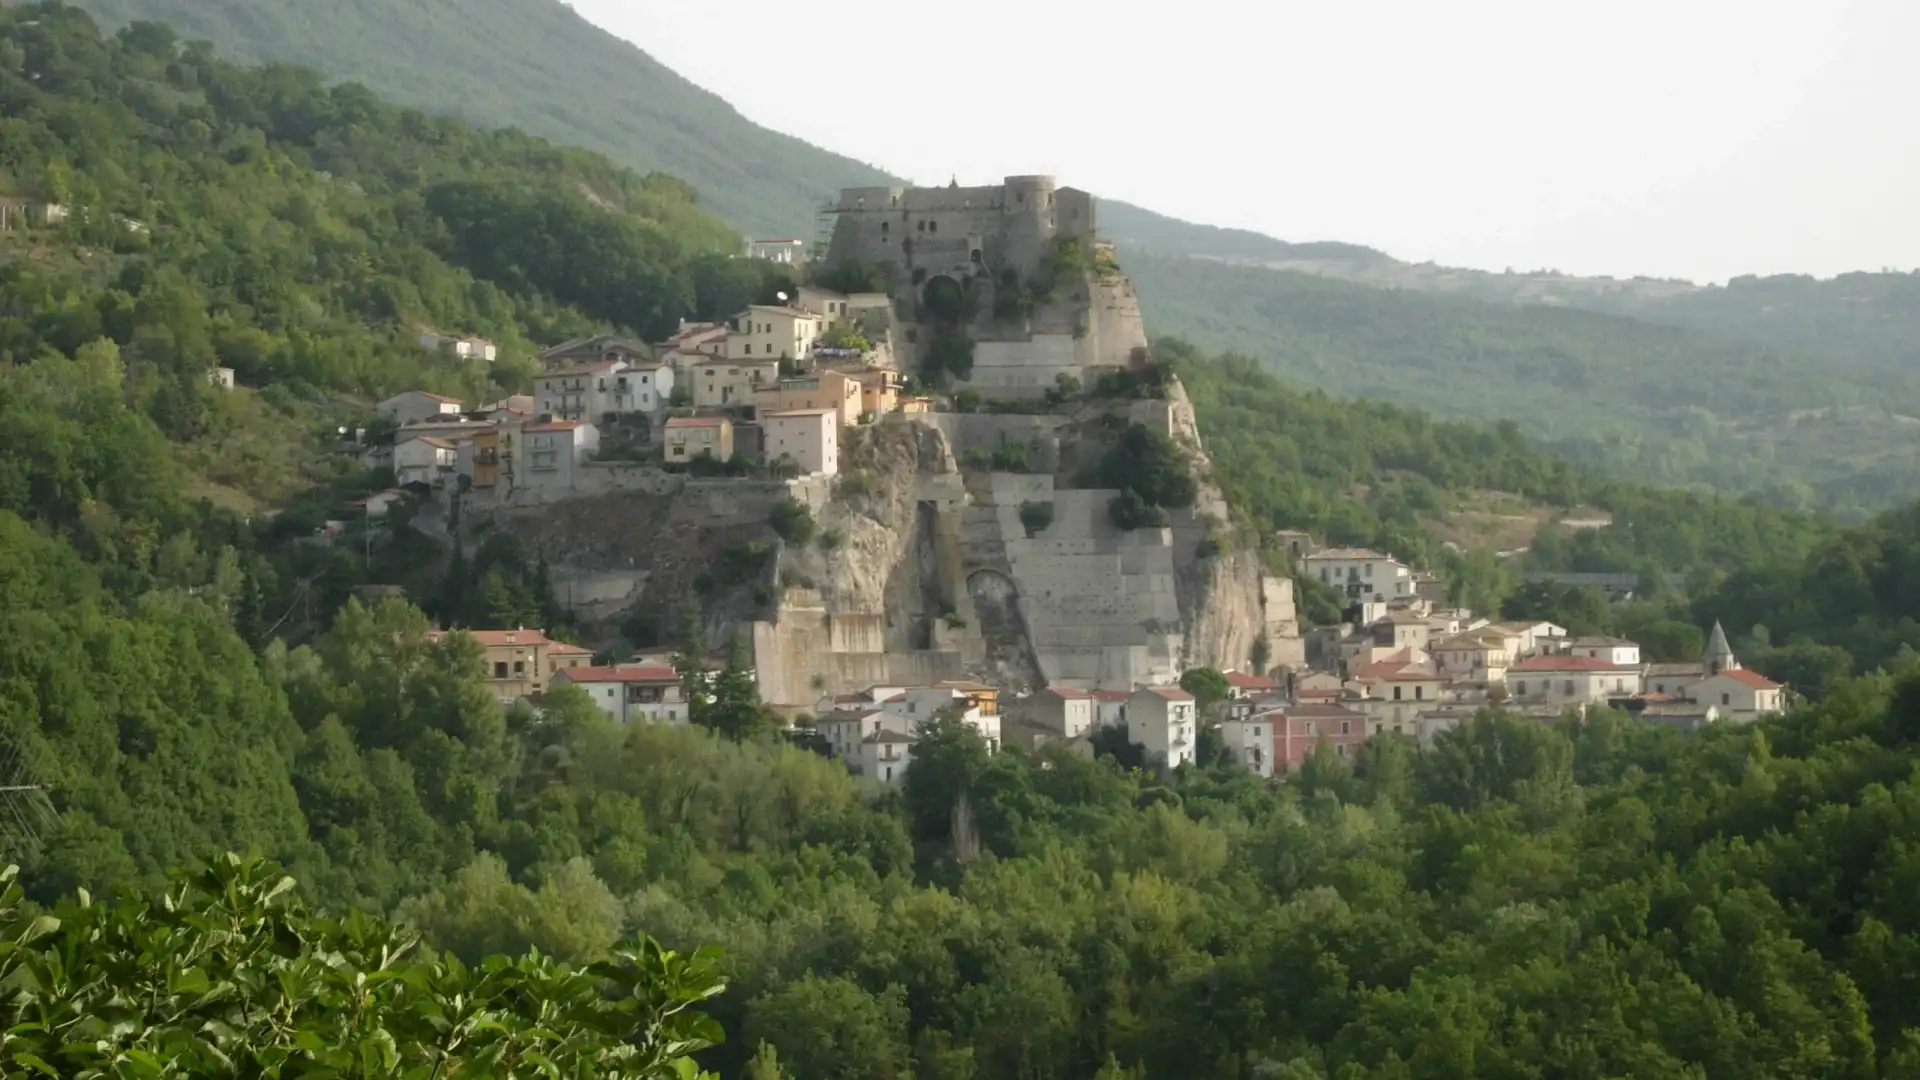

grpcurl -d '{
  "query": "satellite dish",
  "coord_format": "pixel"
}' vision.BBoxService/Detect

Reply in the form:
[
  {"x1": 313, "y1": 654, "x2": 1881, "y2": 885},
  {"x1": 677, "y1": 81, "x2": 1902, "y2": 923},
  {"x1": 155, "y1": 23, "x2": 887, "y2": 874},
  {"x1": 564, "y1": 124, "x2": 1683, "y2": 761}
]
[{"x1": 776, "y1": 291, "x2": 789, "y2": 302}]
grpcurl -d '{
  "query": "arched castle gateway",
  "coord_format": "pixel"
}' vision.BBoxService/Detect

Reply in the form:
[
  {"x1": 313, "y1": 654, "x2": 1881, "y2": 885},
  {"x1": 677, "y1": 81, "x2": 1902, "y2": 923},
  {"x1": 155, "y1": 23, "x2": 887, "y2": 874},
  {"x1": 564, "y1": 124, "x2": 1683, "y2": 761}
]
[{"x1": 823, "y1": 176, "x2": 1149, "y2": 397}]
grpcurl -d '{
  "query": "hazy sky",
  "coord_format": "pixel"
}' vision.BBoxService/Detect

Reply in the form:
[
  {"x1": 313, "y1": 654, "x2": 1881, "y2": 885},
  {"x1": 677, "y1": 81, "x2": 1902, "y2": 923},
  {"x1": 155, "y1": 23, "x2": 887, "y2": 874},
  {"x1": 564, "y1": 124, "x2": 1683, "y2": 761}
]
[{"x1": 569, "y1": 0, "x2": 1917, "y2": 283}]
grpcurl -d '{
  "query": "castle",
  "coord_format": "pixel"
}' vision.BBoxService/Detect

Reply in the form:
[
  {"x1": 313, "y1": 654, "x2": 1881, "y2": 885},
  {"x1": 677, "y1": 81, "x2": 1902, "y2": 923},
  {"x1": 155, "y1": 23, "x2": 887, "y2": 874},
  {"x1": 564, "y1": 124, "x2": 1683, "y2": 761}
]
[{"x1": 823, "y1": 176, "x2": 1148, "y2": 397}]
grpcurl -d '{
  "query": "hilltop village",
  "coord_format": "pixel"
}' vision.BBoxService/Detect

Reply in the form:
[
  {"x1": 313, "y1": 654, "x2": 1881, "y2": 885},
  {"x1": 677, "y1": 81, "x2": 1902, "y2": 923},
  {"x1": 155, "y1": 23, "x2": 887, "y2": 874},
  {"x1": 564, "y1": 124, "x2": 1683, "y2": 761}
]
[{"x1": 340, "y1": 177, "x2": 1788, "y2": 788}]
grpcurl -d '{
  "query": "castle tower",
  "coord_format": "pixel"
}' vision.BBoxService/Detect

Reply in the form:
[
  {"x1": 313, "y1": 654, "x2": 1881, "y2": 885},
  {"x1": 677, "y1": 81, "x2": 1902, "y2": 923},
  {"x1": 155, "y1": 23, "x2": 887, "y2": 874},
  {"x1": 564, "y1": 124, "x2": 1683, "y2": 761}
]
[{"x1": 1703, "y1": 620, "x2": 1739, "y2": 675}]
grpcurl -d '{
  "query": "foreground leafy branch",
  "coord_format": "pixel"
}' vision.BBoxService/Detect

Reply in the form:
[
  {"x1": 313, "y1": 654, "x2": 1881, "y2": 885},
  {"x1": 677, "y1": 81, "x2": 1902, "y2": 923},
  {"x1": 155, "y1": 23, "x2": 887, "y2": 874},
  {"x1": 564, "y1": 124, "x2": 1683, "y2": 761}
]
[{"x1": 0, "y1": 853, "x2": 726, "y2": 1079}]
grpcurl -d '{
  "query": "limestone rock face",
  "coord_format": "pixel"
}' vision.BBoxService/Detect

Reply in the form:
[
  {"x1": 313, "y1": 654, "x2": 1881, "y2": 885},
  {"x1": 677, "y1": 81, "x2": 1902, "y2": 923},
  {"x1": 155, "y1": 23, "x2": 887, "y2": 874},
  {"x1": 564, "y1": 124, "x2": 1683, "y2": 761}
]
[
  {"x1": 749, "y1": 376, "x2": 1298, "y2": 705},
  {"x1": 493, "y1": 379, "x2": 1302, "y2": 705}
]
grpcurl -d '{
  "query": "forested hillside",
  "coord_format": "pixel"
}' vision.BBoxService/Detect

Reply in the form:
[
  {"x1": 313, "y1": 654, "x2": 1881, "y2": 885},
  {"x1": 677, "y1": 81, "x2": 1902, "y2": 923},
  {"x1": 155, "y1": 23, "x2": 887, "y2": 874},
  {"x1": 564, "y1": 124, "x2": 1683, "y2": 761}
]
[
  {"x1": 1139, "y1": 252, "x2": 1920, "y2": 516},
  {"x1": 64, "y1": 0, "x2": 896, "y2": 237},
  {"x1": 20, "y1": 9, "x2": 1920, "y2": 1080}
]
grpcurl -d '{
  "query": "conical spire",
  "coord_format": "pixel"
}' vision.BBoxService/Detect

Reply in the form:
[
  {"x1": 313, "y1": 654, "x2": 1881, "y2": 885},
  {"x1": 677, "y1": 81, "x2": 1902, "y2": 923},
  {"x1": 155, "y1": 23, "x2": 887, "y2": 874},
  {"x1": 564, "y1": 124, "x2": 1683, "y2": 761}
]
[{"x1": 1703, "y1": 620, "x2": 1738, "y2": 675}]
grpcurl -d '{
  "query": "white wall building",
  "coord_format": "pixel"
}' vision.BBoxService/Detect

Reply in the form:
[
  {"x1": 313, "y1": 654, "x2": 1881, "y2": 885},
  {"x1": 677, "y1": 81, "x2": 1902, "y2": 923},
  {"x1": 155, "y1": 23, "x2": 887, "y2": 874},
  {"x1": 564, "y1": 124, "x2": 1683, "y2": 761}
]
[
  {"x1": 536, "y1": 360, "x2": 674, "y2": 422},
  {"x1": 764, "y1": 408, "x2": 840, "y2": 476},
  {"x1": 1090, "y1": 690, "x2": 1130, "y2": 729},
  {"x1": 378, "y1": 390, "x2": 463, "y2": 425},
  {"x1": 1127, "y1": 687, "x2": 1197, "y2": 768},
  {"x1": 1029, "y1": 687, "x2": 1095, "y2": 738},
  {"x1": 1303, "y1": 548, "x2": 1417, "y2": 603},
  {"x1": 727, "y1": 305, "x2": 823, "y2": 362},
  {"x1": 854, "y1": 728, "x2": 915, "y2": 785},
  {"x1": 1692, "y1": 669, "x2": 1786, "y2": 722},
  {"x1": 393, "y1": 435, "x2": 457, "y2": 486},
  {"x1": 1507, "y1": 655, "x2": 1641, "y2": 707},
  {"x1": 1219, "y1": 715, "x2": 1275, "y2": 778},
  {"x1": 554, "y1": 665, "x2": 688, "y2": 724},
  {"x1": 1561, "y1": 636, "x2": 1642, "y2": 666},
  {"x1": 522, "y1": 421, "x2": 599, "y2": 491}
]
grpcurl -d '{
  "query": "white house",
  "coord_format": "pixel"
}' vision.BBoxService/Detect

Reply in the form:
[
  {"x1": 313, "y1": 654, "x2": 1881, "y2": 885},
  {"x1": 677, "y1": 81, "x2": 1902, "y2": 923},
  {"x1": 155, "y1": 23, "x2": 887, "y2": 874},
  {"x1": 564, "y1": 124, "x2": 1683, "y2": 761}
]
[
  {"x1": 1028, "y1": 686, "x2": 1095, "y2": 738},
  {"x1": 349, "y1": 489, "x2": 408, "y2": 518},
  {"x1": 1560, "y1": 636, "x2": 1641, "y2": 666},
  {"x1": 877, "y1": 686, "x2": 999, "y2": 750},
  {"x1": 554, "y1": 665, "x2": 687, "y2": 724},
  {"x1": 393, "y1": 435, "x2": 457, "y2": 486},
  {"x1": 1219, "y1": 715, "x2": 1275, "y2": 778},
  {"x1": 727, "y1": 305, "x2": 823, "y2": 362},
  {"x1": 745, "y1": 238, "x2": 806, "y2": 264},
  {"x1": 418, "y1": 332, "x2": 498, "y2": 362},
  {"x1": 657, "y1": 321, "x2": 730, "y2": 375},
  {"x1": 1302, "y1": 548, "x2": 1417, "y2": 602},
  {"x1": 1507, "y1": 655, "x2": 1641, "y2": 708},
  {"x1": 536, "y1": 360, "x2": 675, "y2": 422},
  {"x1": 1691, "y1": 669, "x2": 1786, "y2": 723},
  {"x1": 378, "y1": 390, "x2": 463, "y2": 425},
  {"x1": 818, "y1": 708, "x2": 892, "y2": 759},
  {"x1": 208, "y1": 367, "x2": 236, "y2": 391},
  {"x1": 1090, "y1": 690, "x2": 1130, "y2": 729},
  {"x1": 522, "y1": 421, "x2": 599, "y2": 491},
  {"x1": 764, "y1": 408, "x2": 839, "y2": 476},
  {"x1": 854, "y1": 728, "x2": 916, "y2": 785},
  {"x1": 1127, "y1": 687, "x2": 1197, "y2": 768}
]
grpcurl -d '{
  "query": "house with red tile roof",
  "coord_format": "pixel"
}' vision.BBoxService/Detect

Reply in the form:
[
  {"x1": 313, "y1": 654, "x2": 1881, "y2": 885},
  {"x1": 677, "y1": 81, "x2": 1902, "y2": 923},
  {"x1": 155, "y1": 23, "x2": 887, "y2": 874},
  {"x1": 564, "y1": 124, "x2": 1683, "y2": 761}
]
[
  {"x1": 1029, "y1": 686, "x2": 1095, "y2": 737},
  {"x1": 430, "y1": 627, "x2": 592, "y2": 703},
  {"x1": 378, "y1": 389, "x2": 464, "y2": 425},
  {"x1": 554, "y1": 664, "x2": 686, "y2": 725},
  {"x1": 1507, "y1": 653, "x2": 1641, "y2": 708}
]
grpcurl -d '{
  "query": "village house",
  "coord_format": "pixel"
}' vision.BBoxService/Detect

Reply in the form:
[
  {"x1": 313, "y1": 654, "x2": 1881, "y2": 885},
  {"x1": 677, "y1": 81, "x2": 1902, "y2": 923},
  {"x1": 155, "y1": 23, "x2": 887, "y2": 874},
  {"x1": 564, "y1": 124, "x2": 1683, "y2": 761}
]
[
  {"x1": 1491, "y1": 620, "x2": 1569, "y2": 657},
  {"x1": 1369, "y1": 609, "x2": 1435, "y2": 652},
  {"x1": 1643, "y1": 621, "x2": 1741, "y2": 700},
  {"x1": 727, "y1": 305, "x2": 823, "y2": 362},
  {"x1": 656, "y1": 321, "x2": 730, "y2": 374},
  {"x1": 209, "y1": 367, "x2": 236, "y2": 391},
  {"x1": 538, "y1": 336, "x2": 650, "y2": 372},
  {"x1": 845, "y1": 366, "x2": 905, "y2": 417},
  {"x1": 1560, "y1": 636, "x2": 1642, "y2": 665},
  {"x1": 1219, "y1": 713, "x2": 1277, "y2": 778},
  {"x1": 1348, "y1": 653, "x2": 1448, "y2": 734},
  {"x1": 764, "y1": 408, "x2": 840, "y2": 476},
  {"x1": 1293, "y1": 670, "x2": 1346, "y2": 704},
  {"x1": 1302, "y1": 548, "x2": 1417, "y2": 602},
  {"x1": 1127, "y1": 687, "x2": 1197, "y2": 768},
  {"x1": 1507, "y1": 654, "x2": 1642, "y2": 708},
  {"x1": 393, "y1": 435, "x2": 457, "y2": 487},
  {"x1": 348, "y1": 489, "x2": 408, "y2": 519},
  {"x1": 745, "y1": 238, "x2": 806, "y2": 264},
  {"x1": 1224, "y1": 671, "x2": 1282, "y2": 698},
  {"x1": 663, "y1": 415, "x2": 735, "y2": 464},
  {"x1": 523, "y1": 421, "x2": 599, "y2": 491},
  {"x1": 553, "y1": 665, "x2": 688, "y2": 725},
  {"x1": 418, "y1": 332, "x2": 498, "y2": 362},
  {"x1": 435, "y1": 627, "x2": 593, "y2": 703},
  {"x1": 818, "y1": 708, "x2": 891, "y2": 759},
  {"x1": 1028, "y1": 686, "x2": 1095, "y2": 738},
  {"x1": 754, "y1": 369, "x2": 864, "y2": 427},
  {"x1": 855, "y1": 728, "x2": 916, "y2": 785},
  {"x1": 1090, "y1": 690, "x2": 1131, "y2": 729},
  {"x1": 1269, "y1": 703, "x2": 1371, "y2": 773},
  {"x1": 1431, "y1": 629, "x2": 1513, "y2": 685},
  {"x1": 535, "y1": 360, "x2": 673, "y2": 422},
  {"x1": 378, "y1": 390, "x2": 463, "y2": 425},
  {"x1": 690, "y1": 356, "x2": 781, "y2": 409}
]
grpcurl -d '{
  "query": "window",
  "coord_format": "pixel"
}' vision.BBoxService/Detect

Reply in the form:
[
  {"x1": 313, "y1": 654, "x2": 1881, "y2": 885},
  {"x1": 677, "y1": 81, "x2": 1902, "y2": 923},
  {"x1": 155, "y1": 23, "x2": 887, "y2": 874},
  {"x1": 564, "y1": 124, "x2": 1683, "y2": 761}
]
[
  {"x1": 916, "y1": 220, "x2": 924, "y2": 232},
  {"x1": 1304, "y1": 721, "x2": 1315, "y2": 736},
  {"x1": 1563, "y1": 680, "x2": 1575, "y2": 696},
  {"x1": 884, "y1": 766, "x2": 893, "y2": 781},
  {"x1": 1415, "y1": 685, "x2": 1425, "y2": 700},
  {"x1": 493, "y1": 662, "x2": 508, "y2": 679},
  {"x1": 880, "y1": 222, "x2": 889, "y2": 235},
  {"x1": 1515, "y1": 681, "x2": 1527, "y2": 696},
  {"x1": 1336, "y1": 744, "x2": 1349, "y2": 758},
  {"x1": 928, "y1": 220, "x2": 937, "y2": 233},
  {"x1": 514, "y1": 661, "x2": 525, "y2": 676},
  {"x1": 1340, "y1": 721, "x2": 1351, "y2": 735},
  {"x1": 1393, "y1": 686, "x2": 1403, "y2": 701},
  {"x1": 743, "y1": 344, "x2": 752, "y2": 354},
  {"x1": 1722, "y1": 692, "x2": 1731, "y2": 706}
]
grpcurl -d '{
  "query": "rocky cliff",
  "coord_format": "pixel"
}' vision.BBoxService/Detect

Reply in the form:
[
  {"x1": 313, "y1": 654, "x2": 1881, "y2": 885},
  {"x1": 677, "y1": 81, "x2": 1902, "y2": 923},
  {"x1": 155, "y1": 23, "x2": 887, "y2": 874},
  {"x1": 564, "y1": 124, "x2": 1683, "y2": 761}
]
[{"x1": 486, "y1": 381, "x2": 1299, "y2": 707}]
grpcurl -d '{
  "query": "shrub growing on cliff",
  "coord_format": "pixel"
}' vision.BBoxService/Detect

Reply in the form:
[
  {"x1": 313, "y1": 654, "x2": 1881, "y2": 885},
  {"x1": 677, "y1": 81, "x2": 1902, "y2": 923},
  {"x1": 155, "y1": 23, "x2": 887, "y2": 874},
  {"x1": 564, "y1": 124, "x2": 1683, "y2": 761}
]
[
  {"x1": 1109, "y1": 489, "x2": 1170, "y2": 531},
  {"x1": 1020, "y1": 501, "x2": 1055, "y2": 537},
  {"x1": 924, "y1": 331, "x2": 975, "y2": 383},
  {"x1": 770, "y1": 498, "x2": 816, "y2": 545},
  {"x1": 818, "y1": 527, "x2": 845, "y2": 552},
  {"x1": 1098, "y1": 423, "x2": 1196, "y2": 511}
]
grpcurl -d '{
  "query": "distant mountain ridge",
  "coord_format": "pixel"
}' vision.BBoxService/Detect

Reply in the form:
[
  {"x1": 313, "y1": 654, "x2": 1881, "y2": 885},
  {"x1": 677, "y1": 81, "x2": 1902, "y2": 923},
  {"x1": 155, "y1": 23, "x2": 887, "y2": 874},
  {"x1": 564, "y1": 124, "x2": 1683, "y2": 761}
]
[{"x1": 65, "y1": 0, "x2": 1920, "y2": 515}]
